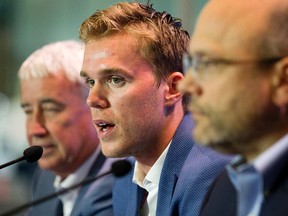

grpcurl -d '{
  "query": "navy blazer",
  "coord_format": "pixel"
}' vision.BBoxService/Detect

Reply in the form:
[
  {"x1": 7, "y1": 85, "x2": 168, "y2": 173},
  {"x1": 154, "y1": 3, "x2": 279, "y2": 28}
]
[
  {"x1": 201, "y1": 155, "x2": 288, "y2": 216},
  {"x1": 113, "y1": 114, "x2": 233, "y2": 216},
  {"x1": 27, "y1": 152, "x2": 116, "y2": 216}
]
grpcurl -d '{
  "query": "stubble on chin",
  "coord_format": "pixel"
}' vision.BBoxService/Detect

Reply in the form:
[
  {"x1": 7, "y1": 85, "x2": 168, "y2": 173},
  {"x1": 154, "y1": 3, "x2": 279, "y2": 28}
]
[
  {"x1": 100, "y1": 141, "x2": 130, "y2": 158},
  {"x1": 193, "y1": 120, "x2": 236, "y2": 154}
]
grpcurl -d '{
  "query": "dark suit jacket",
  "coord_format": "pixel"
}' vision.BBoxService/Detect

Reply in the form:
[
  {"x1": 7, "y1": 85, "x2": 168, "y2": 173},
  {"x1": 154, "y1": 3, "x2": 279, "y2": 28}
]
[
  {"x1": 201, "y1": 155, "x2": 288, "y2": 216},
  {"x1": 27, "y1": 152, "x2": 116, "y2": 216},
  {"x1": 112, "y1": 114, "x2": 233, "y2": 216}
]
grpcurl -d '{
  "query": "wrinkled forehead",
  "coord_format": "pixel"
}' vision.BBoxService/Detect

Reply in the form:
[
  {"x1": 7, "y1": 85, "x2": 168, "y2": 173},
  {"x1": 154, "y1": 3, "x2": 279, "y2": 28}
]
[{"x1": 190, "y1": 0, "x2": 273, "y2": 57}]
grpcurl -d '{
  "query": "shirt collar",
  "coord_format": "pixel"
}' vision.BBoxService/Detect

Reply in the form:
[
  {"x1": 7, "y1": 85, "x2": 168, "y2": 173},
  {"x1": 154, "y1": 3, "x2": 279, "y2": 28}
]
[
  {"x1": 227, "y1": 133, "x2": 288, "y2": 192},
  {"x1": 133, "y1": 141, "x2": 171, "y2": 189},
  {"x1": 254, "y1": 133, "x2": 288, "y2": 191},
  {"x1": 53, "y1": 146, "x2": 101, "y2": 216},
  {"x1": 253, "y1": 133, "x2": 288, "y2": 174},
  {"x1": 54, "y1": 146, "x2": 100, "y2": 191}
]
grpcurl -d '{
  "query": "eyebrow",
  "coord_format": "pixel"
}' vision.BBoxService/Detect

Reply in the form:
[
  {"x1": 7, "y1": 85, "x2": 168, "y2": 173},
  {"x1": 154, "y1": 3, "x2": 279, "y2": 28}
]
[
  {"x1": 80, "y1": 68, "x2": 133, "y2": 79},
  {"x1": 191, "y1": 48, "x2": 225, "y2": 58},
  {"x1": 21, "y1": 98, "x2": 65, "y2": 109},
  {"x1": 191, "y1": 51, "x2": 212, "y2": 57},
  {"x1": 80, "y1": 70, "x2": 89, "y2": 79}
]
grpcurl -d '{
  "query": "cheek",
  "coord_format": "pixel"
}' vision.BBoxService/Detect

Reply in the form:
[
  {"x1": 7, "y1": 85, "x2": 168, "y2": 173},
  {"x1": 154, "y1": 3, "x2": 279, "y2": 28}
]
[
  {"x1": 26, "y1": 122, "x2": 33, "y2": 141},
  {"x1": 210, "y1": 79, "x2": 269, "y2": 126},
  {"x1": 120, "y1": 88, "x2": 163, "y2": 116},
  {"x1": 203, "y1": 73, "x2": 251, "y2": 106},
  {"x1": 200, "y1": 80, "x2": 228, "y2": 108},
  {"x1": 111, "y1": 92, "x2": 161, "y2": 138},
  {"x1": 47, "y1": 118, "x2": 77, "y2": 147}
]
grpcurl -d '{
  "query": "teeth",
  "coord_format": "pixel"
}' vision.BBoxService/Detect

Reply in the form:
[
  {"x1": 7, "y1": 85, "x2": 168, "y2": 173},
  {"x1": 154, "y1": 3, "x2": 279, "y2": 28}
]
[
  {"x1": 98, "y1": 123, "x2": 108, "y2": 132},
  {"x1": 98, "y1": 123, "x2": 107, "y2": 127}
]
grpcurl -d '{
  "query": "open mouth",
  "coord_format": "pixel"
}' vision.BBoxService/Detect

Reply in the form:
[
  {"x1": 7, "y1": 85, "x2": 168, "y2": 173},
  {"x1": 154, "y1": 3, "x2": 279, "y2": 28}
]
[{"x1": 97, "y1": 122, "x2": 115, "y2": 132}]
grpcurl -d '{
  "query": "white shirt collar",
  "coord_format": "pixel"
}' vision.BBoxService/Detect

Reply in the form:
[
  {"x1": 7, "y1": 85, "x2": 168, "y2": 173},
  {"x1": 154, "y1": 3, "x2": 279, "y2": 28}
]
[
  {"x1": 226, "y1": 133, "x2": 288, "y2": 216},
  {"x1": 132, "y1": 141, "x2": 171, "y2": 216},
  {"x1": 53, "y1": 146, "x2": 100, "y2": 216},
  {"x1": 254, "y1": 133, "x2": 288, "y2": 174}
]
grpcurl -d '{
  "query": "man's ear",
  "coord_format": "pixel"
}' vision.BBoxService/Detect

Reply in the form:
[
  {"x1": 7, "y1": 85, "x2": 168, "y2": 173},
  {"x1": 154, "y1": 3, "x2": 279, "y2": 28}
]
[
  {"x1": 273, "y1": 57, "x2": 288, "y2": 108},
  {"x1": 164, "y1": 72, "x2": 184, "y2": 106}
]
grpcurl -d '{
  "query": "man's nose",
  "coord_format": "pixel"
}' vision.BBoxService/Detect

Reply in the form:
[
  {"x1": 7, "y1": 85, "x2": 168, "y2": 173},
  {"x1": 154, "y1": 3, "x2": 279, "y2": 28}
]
[
  {"x1": 177, "y1": 72, "x2": 203, "y2": 97},
  {"x1": 27, "y1": 111, "x2": 47, "y2": 137},
  {"x1": 86, "y1": 85, "x2": 109, "y2": 109}
]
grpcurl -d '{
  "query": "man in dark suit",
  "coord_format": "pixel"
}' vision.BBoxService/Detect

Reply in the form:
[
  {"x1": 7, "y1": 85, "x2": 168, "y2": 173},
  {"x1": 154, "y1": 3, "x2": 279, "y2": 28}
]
[
  {"x1": 178, "y1": 0, "x2": 288, "y2": 215},
  {"x1": 79, "y1": 2, "x2": 233, "y2": 215},
  {"x1": 19, "y1": 40, "x2": 116, "y2": 216}
]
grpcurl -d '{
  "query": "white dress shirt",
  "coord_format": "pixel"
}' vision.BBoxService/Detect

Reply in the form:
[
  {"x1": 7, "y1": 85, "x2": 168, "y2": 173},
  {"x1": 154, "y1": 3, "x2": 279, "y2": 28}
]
[
  {"x1": 133, "y1": 142, "x2": 171, "y2": 216},
  {"x1": 53, "y1": 147, "x2": 100, "y2": 216}
]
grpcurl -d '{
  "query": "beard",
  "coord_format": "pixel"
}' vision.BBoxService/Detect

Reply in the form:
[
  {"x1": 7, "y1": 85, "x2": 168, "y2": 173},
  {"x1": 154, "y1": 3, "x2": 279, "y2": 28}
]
[{"x1": 191, "y1": 98, "x2": 281, "y2": 157}]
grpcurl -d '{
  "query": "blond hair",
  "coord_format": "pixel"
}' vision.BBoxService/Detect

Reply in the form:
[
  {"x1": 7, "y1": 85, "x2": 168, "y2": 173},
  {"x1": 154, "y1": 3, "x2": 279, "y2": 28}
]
[{"x1": 79, "y1": 2, "x2": 190, "y2": 84}]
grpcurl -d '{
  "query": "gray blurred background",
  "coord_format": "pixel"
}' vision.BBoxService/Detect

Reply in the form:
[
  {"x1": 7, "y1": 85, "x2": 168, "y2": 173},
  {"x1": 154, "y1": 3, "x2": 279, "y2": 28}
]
[{"x1": 0, "y1": 0, "x2": 207, "y2": 214}]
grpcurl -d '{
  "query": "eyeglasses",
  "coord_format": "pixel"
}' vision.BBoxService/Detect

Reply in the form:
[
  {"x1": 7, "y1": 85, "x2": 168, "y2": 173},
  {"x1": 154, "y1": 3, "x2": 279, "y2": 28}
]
[{"x1": 183, "y1": 53, "x2": 285, "y2": 79}]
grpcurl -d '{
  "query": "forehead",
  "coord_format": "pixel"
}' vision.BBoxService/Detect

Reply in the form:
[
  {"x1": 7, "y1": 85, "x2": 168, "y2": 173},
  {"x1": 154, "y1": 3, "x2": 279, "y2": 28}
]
[
  {"x1": 84, "y1": 34, "x2": 137, "y2": 57},
  {"x1": 82, "y1": 34, "x2": 153, "y2": 77},
  {"x1": 190, "y1": 0, "x2": 271, "y2": 58},
  {"x1": 20, "y1": 75, "x2": 80, "y2": 101}
]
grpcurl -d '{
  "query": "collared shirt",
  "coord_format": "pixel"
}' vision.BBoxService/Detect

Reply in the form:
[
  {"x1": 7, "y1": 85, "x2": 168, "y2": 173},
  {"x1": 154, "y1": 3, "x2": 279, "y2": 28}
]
[
  {"x1": 226, "y1": 133, "x2": 288, "y2": 216},
  {"x1": 133, "y1": 142, "x2": 171, "y2": 216},
  {"x1": 53, "y1": 147, "x2": 100, "y2": 216}
]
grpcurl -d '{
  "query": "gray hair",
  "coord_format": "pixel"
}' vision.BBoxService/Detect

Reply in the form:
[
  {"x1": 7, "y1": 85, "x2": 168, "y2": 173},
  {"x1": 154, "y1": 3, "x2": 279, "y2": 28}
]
[{"x1": 18, "y1": 40, "x2": 85, "y2": 84}]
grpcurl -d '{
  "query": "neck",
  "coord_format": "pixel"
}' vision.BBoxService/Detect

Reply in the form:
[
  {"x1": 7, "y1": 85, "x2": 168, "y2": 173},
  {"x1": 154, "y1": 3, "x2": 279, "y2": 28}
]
[
  {"x1": 213, "y1": 131, "x2": 287, "y2": 162},
  {"x1": 135, "y1": 109, "x2": 184, "y2": 173},
  {"x1": 55, "y1": 144, "x2": 98, "y2": 179}
]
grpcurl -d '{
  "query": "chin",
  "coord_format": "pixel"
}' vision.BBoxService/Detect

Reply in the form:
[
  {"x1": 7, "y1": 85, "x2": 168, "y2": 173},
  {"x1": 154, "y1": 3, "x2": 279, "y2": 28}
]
[
  {"x1": 38, "y1": 158, "x2": 59, "y2": 171},
  {"x1": 206, "y1": 140, "x2": 238, "y2": 155},
  {"x1": 100, "y1": 140, "x2": 130, "y2": 158},
  {"x1": 101, "y1": 147, "x2": 122, "y2": 158}
]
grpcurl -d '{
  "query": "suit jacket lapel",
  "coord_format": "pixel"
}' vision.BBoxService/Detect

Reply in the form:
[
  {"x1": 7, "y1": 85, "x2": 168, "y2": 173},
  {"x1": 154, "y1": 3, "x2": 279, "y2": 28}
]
[
  {"x1": 156, "y1": 114, "x2": 194, "y2": 215},
  {"x1": 201, "y1": 151, "x2": 288, "y2": 216},
  {"x1": 125, "y1": 184, "x2": 146, "y2": 215},
  {"x1": 201, "y1": 171, "x2": 237, "y2": 216},
  {"x1": 118, "y1": 160, "x2": 145, "y2": 216},
  {"x1": 263, "y1": 146, "x2": 288, "y2": 196},
  {"x1": 70, "y1": 151, "x2": 106, "y2": 215},
  {"x1": 33, "y1": 169, "x2": 60, "y2": 216}
]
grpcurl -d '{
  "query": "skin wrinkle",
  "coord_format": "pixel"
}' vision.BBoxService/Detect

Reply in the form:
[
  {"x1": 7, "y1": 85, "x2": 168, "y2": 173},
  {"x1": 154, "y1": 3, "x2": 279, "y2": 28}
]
[{"x1": 19, "y1": 41, "x2": 99, "y2": 178}]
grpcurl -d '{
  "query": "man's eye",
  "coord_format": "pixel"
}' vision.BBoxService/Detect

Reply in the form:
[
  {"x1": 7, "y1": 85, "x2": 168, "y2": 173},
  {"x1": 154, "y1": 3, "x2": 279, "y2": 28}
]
[
  {"x1": 42, "y1": 103, "x2": 65, "y2": 113},
  {"x1": 85, "y1": 79, "x2": 95, "y2": 88},
  {"x1": 42, "y1": 106, "x2": 62, "y2": 113},
  {"x1": 108, "y1": 76, "x2": 125, "y2": 87},
  {"x1": 200, "y1": 60, "x2": 223, "y2": 71},
  {"x1": 23, "y1": 108, "x2": 33, "y2": 116}
]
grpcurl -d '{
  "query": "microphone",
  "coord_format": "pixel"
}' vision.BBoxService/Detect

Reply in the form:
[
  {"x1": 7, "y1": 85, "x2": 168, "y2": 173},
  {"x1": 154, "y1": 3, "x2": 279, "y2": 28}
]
[
  {"x1": 0, "y1": 159, "x2": 131, "y2": 216},
  {"x1": 0, "y1": 146, "x2": 43, "y2": 169}
]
